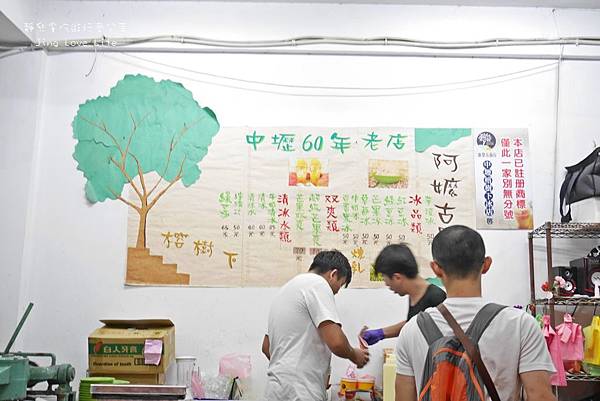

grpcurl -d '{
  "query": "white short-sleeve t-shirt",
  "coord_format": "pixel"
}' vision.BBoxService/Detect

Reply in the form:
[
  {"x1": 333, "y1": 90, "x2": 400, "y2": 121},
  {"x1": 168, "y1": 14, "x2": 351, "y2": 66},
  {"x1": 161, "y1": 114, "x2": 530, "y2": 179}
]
[
  {"x1": 395, "y1": 297, "x2": 555, "y2": 401},
  {"x1": 265, "y1": 273, "x2": 341, "y2": 401}
]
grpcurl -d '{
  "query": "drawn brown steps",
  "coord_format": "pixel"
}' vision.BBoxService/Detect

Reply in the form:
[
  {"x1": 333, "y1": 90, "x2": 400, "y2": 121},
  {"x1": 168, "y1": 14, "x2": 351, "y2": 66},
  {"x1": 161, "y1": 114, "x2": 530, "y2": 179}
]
[{"x1": 126, "y1": 247, "x2": 190, "y2": 285}]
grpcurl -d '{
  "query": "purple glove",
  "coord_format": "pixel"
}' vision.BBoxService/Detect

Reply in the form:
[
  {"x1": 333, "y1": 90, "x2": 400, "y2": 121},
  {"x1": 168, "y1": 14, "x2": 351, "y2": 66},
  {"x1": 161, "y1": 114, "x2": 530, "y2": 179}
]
[{"x1": 361, "y1": 328, "x2": 385, "y2": 345}]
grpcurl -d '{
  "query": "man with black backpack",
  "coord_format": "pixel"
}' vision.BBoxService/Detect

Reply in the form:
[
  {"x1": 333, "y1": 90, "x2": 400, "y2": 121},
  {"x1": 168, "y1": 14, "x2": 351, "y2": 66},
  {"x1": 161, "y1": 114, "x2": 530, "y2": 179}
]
[{"x1": 394, "y1": 225, "x2": 556, "y2": 401}]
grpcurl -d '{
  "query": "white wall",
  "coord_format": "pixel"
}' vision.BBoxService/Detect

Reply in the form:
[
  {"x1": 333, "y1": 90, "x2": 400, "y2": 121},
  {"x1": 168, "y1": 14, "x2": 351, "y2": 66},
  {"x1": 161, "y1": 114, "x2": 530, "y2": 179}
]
[
  {"x1": 0, "y1": 50, "x2": 45, "y2": 348},
  {"x1": 543, "y1": 59, "x2": 600, "y2": 309},
  {"x1": 4, "y1": 1, "x2": 600, "y2": 398},
  {"x1": 555, "y1": 61, "x2": 600, "y2": 184}
]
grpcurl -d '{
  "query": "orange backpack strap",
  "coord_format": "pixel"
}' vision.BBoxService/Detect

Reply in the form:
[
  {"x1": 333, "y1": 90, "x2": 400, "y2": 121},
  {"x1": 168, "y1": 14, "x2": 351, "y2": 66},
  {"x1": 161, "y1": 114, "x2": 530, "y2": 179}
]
[{"x1": 438, "y1": 304, "x2": 503, "y2": 401}]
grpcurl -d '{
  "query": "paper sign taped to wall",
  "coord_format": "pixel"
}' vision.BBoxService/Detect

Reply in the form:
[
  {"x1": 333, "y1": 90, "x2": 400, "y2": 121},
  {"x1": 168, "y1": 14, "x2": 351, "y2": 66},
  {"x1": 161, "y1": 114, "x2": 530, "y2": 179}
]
[
  {"x1": 144, "y1": 339, "x2": 163, "y2": 365},
  {"x1": 126, "y1": 127, "x2": 481, "y2": 287}
]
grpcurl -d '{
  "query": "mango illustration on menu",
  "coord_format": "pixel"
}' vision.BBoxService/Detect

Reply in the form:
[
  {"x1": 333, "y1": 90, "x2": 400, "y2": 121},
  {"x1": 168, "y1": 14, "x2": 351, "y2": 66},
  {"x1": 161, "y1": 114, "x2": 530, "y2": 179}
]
[{"x1": 289, "y1": 158, "x2": 329, "y2": 187}]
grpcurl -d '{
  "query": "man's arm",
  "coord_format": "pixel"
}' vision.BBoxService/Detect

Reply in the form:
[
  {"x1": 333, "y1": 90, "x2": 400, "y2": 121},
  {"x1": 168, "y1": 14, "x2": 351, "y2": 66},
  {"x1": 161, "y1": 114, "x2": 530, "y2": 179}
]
[
  {"x1": 319, "y1": 321, "x2": 369, "y2": 368},
  {"x1": 362, "y1": 286, "x2": 445, "y2": 346},
  {"x1": 517, "y1": 313, "x2": 557, "y2": 401},
  {"x1": 360, "y1": 321, "x2": 407, "y2": 345},
  {"x1": 383, "y1": 321, "x2": 407, "y2": 338},
  {"x1": 520, "y1": 370, "x2": 556, "y2": 401},
  {"x1": 261, "y1": 334, "x2": 270, "y2": 360},
  {"x1": 395, "y1": 374, "x2": 417, "y2": 401}
]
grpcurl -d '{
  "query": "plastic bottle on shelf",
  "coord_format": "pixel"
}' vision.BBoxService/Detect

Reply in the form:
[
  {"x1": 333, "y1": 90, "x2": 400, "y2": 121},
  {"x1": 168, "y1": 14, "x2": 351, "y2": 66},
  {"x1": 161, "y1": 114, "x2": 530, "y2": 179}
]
[{"x1": 383, "y1": 353, "x2": 396, "y2": 401}]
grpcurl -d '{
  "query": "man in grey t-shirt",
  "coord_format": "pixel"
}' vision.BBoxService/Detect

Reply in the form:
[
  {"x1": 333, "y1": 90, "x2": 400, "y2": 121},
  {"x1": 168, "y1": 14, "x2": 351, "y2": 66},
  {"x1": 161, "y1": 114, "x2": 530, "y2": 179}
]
[{"x1": 395, "y1": 225, "x2": 556, "y2": 401}]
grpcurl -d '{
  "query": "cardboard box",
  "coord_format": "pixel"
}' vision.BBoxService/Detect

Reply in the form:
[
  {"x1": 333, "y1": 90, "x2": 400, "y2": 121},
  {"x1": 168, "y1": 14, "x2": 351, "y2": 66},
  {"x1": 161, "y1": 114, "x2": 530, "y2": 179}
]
[
  {"x1": 88, "y1": 371, "x2": 165, "y2": 385},
  {"x1": 88, "y1": 319, "x2": 175, "y2": 374}
]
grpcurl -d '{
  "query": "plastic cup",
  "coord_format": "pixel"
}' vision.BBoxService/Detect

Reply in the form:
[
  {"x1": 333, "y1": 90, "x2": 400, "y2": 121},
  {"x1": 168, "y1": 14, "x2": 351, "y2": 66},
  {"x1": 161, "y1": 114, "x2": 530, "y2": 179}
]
[
  {"x1": 339, "y1": 377, "x2": 358, "y2": 397},
  {"x1": 175, "y1": 356, "x2": 196, "y2": 388}
]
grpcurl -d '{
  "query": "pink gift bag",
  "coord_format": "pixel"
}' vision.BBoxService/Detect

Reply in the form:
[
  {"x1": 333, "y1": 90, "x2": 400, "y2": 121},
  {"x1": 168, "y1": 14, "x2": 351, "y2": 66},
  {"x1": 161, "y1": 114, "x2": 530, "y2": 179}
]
[
  {"x1": 556, "y1": 314, "x2": 584, "y2": 362},
  {"x1": 543, "y1": 315, "x2": 567, "y2": 386}
]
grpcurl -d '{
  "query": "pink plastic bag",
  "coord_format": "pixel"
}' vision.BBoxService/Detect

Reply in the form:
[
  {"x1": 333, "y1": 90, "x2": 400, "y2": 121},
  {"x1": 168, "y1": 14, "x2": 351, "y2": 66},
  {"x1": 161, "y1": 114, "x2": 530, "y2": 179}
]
[
  {"x1": 543, "y1": 315, "x2": 567, "y2": 386},
  {"x1": 345, "y1": 364, "x2": 357, "y2": 379},
  {"x1": 219, "y1": 353, "x2": 251, "y2": 379},
  {"x1": 190, "y1": 370, "x2": 205, "y2": 399},
  {"x1": 556, "y1": 314, "x2": 584, "y2": 361}
]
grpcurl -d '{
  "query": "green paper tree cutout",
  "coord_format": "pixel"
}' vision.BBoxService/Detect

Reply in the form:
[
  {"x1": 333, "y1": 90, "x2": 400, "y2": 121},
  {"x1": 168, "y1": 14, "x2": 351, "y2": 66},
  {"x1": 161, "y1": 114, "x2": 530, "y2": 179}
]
[{"x1": 73, "y1": 74, "x2": 220, "y2": 249}]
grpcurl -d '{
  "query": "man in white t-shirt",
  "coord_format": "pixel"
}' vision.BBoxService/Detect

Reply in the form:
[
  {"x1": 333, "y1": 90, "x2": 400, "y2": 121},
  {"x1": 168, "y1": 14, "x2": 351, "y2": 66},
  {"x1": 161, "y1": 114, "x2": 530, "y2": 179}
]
[
  {"x1": 262, "y1": 250, "x2": 370, "y2": 401},
  {"x1": 395, "y1": 225, "x2": 556, "y2": 401}
]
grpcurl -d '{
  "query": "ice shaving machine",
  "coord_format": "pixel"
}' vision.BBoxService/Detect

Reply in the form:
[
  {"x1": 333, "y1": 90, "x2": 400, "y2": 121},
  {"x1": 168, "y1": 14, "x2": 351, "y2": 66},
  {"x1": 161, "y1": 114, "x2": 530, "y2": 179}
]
[{"x1": 0, "y1": 303, "x2": 76, "y2": 401}]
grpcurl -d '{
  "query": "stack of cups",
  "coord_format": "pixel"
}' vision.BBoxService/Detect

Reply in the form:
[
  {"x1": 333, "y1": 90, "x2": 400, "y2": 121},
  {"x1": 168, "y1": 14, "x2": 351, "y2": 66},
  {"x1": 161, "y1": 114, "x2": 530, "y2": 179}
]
[{"x1": 176, "y1": 356, "x2": 197, "y2": 400}]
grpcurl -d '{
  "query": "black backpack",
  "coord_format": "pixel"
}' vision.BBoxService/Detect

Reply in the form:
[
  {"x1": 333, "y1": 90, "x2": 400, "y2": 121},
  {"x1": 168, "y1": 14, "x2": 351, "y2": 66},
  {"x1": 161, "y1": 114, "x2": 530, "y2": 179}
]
[{"x1": 559, "y1": 147, "x2": 600, "y2": 223}]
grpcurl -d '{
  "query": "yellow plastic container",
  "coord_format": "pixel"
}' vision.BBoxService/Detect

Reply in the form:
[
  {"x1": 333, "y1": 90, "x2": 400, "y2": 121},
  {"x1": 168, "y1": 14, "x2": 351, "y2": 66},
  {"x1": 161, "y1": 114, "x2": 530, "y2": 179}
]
[
  {"x1": 383, "y1": 354, "x2": 396, "y2": 401},
  {"x1": 339, "y1": 377, "x2": 358, "y2": 396},
  {"x1": 357, "y1": 378, "x2": 374, "y2": 391}
]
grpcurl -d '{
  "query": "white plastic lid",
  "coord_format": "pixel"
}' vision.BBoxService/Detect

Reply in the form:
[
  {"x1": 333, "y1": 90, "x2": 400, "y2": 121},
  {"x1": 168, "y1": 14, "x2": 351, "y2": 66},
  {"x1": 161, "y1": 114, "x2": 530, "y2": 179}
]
[{"x1": 175, "y1": 356, "x2": 196, "y2": 361}]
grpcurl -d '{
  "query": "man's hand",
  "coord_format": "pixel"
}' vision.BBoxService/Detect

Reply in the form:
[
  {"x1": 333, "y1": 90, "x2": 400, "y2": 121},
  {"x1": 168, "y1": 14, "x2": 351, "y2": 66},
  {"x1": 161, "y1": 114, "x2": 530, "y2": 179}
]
[
  {"x1": 319, "y1": 321, "x2": 369, "y2": 367},
  {"x1": 261, "y1": 335, "x2": 270, "y2": 360},
  {"x1": 350, "y1": 347, "x2": 370, "y2": 368},
  {"x1": 360, "y1": 326, "x2": 385, "y2": 345}
]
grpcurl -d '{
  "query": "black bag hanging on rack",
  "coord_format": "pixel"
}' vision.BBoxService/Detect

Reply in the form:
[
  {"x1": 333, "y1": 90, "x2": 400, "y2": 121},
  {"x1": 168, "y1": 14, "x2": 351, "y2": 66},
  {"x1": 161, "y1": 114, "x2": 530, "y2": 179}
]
[{"x1": 559, "y1": 147, "x2": 600, "y2": 223}]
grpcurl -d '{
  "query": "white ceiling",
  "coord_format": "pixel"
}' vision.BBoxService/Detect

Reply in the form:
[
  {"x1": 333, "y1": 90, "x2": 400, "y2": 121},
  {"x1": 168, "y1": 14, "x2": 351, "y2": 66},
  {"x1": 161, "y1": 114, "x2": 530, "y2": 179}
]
[
  {"x1": 91, "y1": 0, "x2": 600, "y2": 7},
  {"x1": 0, "y1": 11, "x2": 29, "y2": 43},
  {"x1": 65, "y1": 0, "x2": 600, "y2": 7},
  {"x1": 2, "y1": 0, "x2": 600, "y2": 44}
]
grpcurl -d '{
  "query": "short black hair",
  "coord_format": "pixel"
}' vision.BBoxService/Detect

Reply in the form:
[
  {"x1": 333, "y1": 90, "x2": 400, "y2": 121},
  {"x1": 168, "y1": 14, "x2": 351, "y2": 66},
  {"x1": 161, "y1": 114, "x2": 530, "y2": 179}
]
[
  {"x1": 431, "y1": 225, "x2": 486, "y2": 278},
  {"x1": 309, "y1": 250, "x2": 352, "y2": 287},
  {"x1": 374, "y1": 244, "x2": 418, "y2": 279}
]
